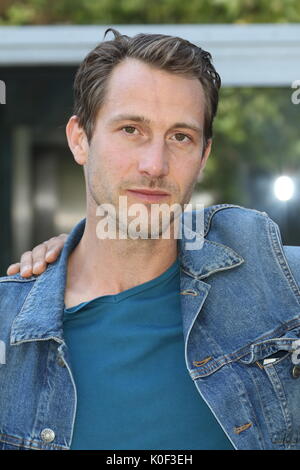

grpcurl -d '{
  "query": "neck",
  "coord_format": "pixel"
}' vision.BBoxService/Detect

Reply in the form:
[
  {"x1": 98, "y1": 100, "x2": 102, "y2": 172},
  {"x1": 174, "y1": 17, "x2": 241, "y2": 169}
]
[{"x1": 64, "y1": 215, "x2": 178, "y2": 308}]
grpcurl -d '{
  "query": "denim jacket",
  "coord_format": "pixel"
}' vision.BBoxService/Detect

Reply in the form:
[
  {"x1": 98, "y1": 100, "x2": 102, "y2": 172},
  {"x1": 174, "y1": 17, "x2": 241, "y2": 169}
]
[{"x1": 0, "y1": 204, "x2": 300, "y2": 450}]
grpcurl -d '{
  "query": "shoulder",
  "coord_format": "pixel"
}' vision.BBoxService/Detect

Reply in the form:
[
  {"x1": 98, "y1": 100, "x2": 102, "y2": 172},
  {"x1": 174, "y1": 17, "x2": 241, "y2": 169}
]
[
  {"x1": 202, "y1": 203, "x2": 279, "y2": 241},
  {"x1": 0, "y1": 272, "x2": 37, "y2": 288},
  {"x1": 283, "y1": 246, "x2": 300, "y2": 288},
  {"x1": 183, "y1": 204, "x2": 270, "y2": 236},
  {"x1": 204, "y1": 204, "x2": 300, "y2": 284},
  {"x1": 0, "y1": 273, "x2": 36, "y2": 327},
  {"x1": 204, "y1": 203, "x2": 271, "y2": 234},
  {"x1": 197, "y1": 204, "x2": 286, "y2": 263}
]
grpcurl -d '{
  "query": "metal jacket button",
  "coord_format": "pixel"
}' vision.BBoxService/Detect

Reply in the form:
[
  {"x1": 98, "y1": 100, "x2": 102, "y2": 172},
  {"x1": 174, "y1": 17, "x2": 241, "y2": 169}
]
[
  {"x1": 40, "y1": 428, "x2": 55, "y2": 443},
  {"x1": 292, "y1": 365, "x2": 300, "y2": 378},
  {"x1": 57, "y1": 355, "x2": 65, "y2": 367}
]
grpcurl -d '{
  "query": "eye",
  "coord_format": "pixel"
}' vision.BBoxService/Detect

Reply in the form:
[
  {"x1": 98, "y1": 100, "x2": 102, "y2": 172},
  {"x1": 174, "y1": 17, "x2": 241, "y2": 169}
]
[
  {"x1": 122, "y1": 126, "x2": 138, "y2": 135},
  {"x1": 173, "y1": 133, "x2": 191, "y2": 143}
]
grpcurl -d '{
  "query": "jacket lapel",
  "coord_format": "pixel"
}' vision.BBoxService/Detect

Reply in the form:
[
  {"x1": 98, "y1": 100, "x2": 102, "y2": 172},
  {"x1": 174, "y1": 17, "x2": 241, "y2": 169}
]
[{"x1": 178, "y1": 213, "x2": 244, "y2": 347}]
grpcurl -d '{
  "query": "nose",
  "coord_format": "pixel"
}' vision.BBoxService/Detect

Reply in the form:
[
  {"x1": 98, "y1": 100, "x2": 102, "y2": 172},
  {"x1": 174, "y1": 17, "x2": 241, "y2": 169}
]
[{"x1": 137, "y1": 139, "x2": 169, "y2": 178}]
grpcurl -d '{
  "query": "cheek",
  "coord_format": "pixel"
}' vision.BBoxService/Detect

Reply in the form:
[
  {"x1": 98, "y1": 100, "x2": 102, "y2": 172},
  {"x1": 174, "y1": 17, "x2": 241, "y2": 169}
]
[
  {"x1": 174, "y1": 160, "x2": 201, "y2": 190},
  {"x1": 90, "y1": 139, "x2": 127, "y2": 175},
  {"x1": 104, "y1": 139, "x2": 139, "y2": 175}
]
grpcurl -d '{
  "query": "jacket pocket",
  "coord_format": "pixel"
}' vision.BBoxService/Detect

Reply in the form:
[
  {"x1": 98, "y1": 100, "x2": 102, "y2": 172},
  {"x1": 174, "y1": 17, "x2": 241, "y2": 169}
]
[
  {"x1": 238, "y1": 327, "x2": 300, "y2": 446},
  {"x1": 0, "y1": 438, "x2": 33, "y2": 450}
]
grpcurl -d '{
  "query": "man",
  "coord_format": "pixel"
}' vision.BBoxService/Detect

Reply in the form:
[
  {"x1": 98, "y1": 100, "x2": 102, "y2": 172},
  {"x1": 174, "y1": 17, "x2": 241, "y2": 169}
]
[{"x1": 2, "y1": 29, "x2": 300, "y2": 451}]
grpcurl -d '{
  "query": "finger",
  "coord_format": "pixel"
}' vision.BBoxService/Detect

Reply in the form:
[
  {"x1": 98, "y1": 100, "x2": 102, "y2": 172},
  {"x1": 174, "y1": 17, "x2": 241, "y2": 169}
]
[
  {"x1": 31, "y1": 243, "x2": 48, "y2": 275},
  {"x1": 19, "y1": 251, "x2": 34, "y2": 277},
  {"x1": 45, "y1": 234, "x2": 68, "y2": 262},
  {"x1": 7, "y1": 262, "x2": 21, "y2": 275}
]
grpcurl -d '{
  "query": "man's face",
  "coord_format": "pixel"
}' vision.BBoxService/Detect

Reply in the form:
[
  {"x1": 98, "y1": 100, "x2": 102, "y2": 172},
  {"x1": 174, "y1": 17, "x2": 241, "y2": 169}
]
[{"x1": 79, "y1": 58, "x2": 211, "y2": 237}]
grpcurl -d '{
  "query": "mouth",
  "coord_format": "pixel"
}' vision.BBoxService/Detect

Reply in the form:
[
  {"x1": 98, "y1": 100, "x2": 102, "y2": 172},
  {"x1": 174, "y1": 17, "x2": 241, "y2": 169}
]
[{"x1": 126, "y1": 188, "x2": 170, "y2": 202}]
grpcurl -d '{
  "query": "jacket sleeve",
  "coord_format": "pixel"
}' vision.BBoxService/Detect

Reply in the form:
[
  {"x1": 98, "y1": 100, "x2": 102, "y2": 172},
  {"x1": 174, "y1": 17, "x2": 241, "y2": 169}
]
[{"x1": 283, "y1": 245, "x2": 300, "y2": 288}]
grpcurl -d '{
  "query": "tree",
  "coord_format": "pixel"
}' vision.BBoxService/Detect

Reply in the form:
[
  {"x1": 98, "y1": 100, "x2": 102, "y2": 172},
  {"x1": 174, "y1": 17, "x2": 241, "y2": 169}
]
[
  {"x1": 1, "y1": 0, "x2": 299, "y2": 240},
  {"x1": 1, "y1": 0, "x2": 300, "y2": 25}
]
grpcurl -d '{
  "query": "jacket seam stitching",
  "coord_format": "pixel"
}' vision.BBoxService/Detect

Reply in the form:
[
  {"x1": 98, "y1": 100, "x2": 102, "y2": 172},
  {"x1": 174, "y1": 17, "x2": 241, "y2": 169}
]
[
  {"x1": 204, "y1": 204, "x2": 268, "y2": 236},
  {"x1": 267, "y1": 217, "x2": 300, "y2": 304},
  {"x1": 0, "y1": 278, "x2": 36, "y2": 284},
  {"x1": 190, "y1": 320, "x2": 300, "y2": 378},
  {"x1": 0, "y1": 265, "x2": 56, "y2": 284},
  {"x1": 0, "y1": 434, "x2": 67, "y2": 450},
  {"x1": 10, "y1": 285, "x2": 40, "y2": 342}
]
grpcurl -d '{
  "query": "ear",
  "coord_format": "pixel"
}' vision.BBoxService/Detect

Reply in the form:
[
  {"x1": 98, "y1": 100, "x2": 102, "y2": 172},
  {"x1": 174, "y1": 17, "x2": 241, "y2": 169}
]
[
  {"x1": 197, "y1": 139, "x2": 212, "y2": 182},
  {"x1": 66, "y1": 115, "x2": 89, "y2": 165}
]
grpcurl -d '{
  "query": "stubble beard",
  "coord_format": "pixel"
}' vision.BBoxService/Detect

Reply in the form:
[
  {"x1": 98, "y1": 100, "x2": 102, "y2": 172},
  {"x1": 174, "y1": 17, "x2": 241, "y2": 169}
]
[{"x1": 87, "y1": 167, "x2": 196, "y2": 241}]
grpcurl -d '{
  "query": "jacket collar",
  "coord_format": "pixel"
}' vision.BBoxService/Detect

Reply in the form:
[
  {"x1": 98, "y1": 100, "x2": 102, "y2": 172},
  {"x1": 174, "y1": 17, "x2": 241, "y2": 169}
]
[
  {"x1": 10, "y1": 218, "x2": 86, "y2": 345},
  {"x1": 179, "y1": 205, "x2": 244, "y2": 279},
  {"x1": 179, "y1": 225, "x2": 243, "y2": 280},
  {"x1": 11, "y1": 207, "x2": 244, "y2": 345}
]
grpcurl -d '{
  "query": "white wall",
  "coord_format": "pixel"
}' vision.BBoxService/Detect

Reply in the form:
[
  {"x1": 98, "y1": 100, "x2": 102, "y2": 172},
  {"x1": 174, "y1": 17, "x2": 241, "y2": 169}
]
[{"x1": 0, "y1": 24, "x2": 299, "y2": 85}]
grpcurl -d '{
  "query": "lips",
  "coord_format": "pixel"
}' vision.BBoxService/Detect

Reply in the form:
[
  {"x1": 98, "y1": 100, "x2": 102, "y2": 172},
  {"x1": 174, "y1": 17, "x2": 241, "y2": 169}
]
[
  {"x1": 126, "y1": 188, "x2": 170, "y2": 202},
  {"x1": 128, "y1": 188, "x2": 170, "y2": 196}
]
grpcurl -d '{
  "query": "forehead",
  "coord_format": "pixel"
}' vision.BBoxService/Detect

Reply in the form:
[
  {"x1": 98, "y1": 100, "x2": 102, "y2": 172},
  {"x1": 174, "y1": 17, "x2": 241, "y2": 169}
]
[{"x1": 99, "y1": 58, "x2": 205, "y2": 126}]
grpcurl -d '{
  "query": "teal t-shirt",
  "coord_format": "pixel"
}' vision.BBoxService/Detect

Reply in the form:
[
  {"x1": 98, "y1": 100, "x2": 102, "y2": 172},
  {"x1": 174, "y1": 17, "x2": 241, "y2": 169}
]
[{"x1": 63, "y1": 259, "x2": 233, "y2": 450}]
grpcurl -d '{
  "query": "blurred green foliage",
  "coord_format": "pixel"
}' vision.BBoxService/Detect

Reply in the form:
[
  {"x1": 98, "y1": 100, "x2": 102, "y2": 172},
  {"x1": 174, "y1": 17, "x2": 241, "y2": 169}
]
[
  {"x1": 205, "y1": 87, "x2": 300, "y2": 204},
  {"x1": 0, "y1": 0, "x2": 299, "y2": 205},
  {"x1": 1, "y1": 0, "x2": 300, "y2": 24}
]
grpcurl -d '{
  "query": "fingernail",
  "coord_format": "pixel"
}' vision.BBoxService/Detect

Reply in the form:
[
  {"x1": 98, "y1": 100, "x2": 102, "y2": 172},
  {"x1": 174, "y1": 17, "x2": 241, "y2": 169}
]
[
  {"x1": 20, "y1": 265, "x2": 31, "y2": 276},
  {"x1": 33, "y1": 262, "x2": 43, "y2": 271},
  {"x1": 46, "y1": 250, "x2": 54, "y2": 259}
]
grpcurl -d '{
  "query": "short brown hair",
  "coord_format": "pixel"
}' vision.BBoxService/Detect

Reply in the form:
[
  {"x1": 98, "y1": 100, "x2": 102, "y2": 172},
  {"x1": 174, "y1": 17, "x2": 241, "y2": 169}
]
[{"x1": 73, "y1": 28, "x2": 221, "y2": 148}]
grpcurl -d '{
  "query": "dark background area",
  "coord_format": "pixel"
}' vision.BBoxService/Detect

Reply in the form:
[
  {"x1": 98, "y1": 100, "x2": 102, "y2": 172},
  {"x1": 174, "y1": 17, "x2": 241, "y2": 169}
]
[
  {"x1": 0, "y1": 65, "x2": 299, "y2": 275},
  {"x1": 0, "y1": 0, "x2": 300, "y2": 275}
]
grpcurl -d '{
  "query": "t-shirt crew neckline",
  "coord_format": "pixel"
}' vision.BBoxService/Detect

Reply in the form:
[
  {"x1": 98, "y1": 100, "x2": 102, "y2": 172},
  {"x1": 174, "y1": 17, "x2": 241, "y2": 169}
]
[{"x1": 64, "y1": 257, "x2": 180, "y2": 313}]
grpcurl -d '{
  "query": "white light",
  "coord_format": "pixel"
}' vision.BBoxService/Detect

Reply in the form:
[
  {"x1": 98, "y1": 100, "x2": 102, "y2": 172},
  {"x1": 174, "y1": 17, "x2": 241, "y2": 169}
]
[{"x1": 273, "y1": 176, "x2": 295, "y2": 201}]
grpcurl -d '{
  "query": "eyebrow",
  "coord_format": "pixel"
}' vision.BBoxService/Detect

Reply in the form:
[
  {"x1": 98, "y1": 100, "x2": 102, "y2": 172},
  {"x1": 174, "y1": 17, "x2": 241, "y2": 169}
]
[{"x1": 107, "y1": 114, "x2": 203, "y2": 135}]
